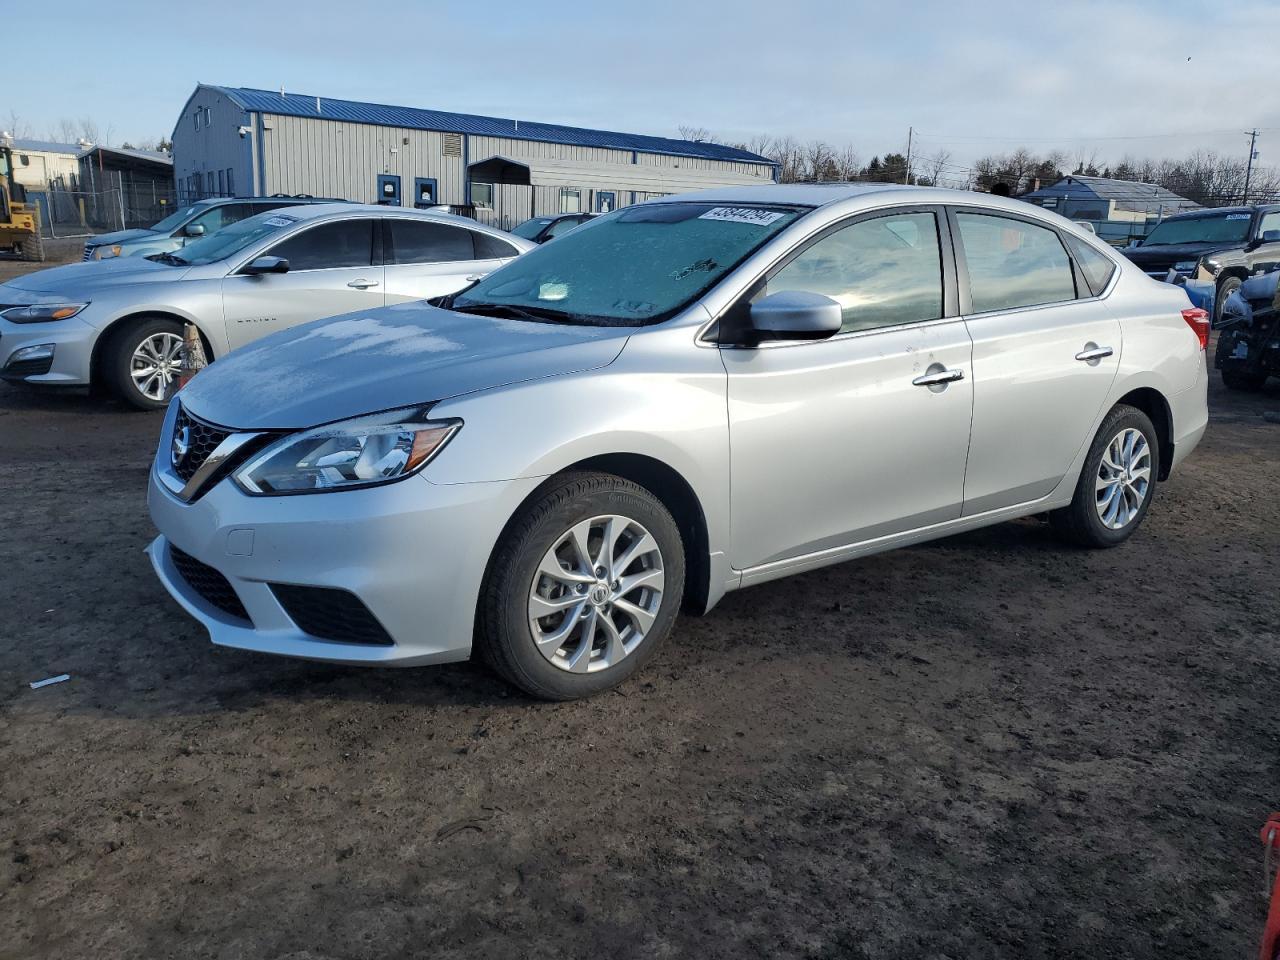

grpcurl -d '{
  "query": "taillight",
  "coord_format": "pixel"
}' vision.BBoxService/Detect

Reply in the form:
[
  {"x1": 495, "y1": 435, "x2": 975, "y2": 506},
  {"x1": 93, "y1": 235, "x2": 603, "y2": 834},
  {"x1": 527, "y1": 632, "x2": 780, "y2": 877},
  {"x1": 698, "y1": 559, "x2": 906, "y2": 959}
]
[{"x1": 1181, "y1": 307, "x2": 1210, "y2": 350}]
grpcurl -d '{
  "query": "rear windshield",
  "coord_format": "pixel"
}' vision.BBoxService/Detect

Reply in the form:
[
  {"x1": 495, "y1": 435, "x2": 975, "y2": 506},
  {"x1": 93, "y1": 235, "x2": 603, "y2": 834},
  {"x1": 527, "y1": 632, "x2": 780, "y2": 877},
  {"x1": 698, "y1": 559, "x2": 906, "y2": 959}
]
[
  {"x1": 1141, "y1": 213, "x2": 1252, "y2": 246},
  {"x1": 454, "y1": 203, "x2": 805, "y2": 326}
]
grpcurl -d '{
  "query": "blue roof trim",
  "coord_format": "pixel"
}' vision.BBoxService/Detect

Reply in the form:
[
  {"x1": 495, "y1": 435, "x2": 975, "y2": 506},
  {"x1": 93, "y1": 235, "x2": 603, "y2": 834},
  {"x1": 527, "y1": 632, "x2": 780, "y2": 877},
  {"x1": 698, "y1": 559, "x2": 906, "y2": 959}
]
[{"x1": 210, "y1": 85, "x2": 773, "y2": 166}]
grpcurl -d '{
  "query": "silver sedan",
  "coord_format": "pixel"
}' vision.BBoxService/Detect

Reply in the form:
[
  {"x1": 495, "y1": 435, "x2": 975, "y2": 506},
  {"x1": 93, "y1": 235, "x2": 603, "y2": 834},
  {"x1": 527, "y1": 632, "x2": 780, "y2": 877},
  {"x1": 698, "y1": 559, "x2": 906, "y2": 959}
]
[
  {"x1": 0, "y1": 204, "x2": 532, "y2": 409},
  {"x1": 146, "y1": 184, "x2": 1209, "y2": 700}
]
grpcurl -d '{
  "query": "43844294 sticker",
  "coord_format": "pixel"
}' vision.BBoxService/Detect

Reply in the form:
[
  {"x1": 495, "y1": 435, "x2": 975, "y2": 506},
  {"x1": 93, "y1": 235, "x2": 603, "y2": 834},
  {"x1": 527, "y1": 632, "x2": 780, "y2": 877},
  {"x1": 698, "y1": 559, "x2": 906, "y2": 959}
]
[{"x1": 697, "y1": 206, "x2": 787, "y2": 226}]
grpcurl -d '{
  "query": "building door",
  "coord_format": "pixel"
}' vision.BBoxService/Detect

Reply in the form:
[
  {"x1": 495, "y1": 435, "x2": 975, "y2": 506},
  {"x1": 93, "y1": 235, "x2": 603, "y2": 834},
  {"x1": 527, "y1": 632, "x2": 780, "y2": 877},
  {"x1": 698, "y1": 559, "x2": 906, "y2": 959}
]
[
  {"x1": 413, "y1": 177, "x2": 439, "y2": 209},
  {"x1": 595, "y1": 191, "x2": 617, "y2": 213},
  {"x1": 377, "y1": 174, "x2": 402, "y2": 206}
]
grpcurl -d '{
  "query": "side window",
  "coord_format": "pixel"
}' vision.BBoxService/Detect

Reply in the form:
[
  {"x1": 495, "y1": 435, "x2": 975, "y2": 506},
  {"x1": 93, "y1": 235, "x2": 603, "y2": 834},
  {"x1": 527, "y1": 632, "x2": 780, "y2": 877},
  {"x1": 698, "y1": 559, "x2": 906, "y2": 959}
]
[
  {"x1": 765, "y1": 211, "x2": 944, "y2": 334},
  {"x1": 471, "y1": 231, "x2": 519, "y2": 259},
  {"x1": 387, "y1": 219, "x2": 474, "y2": 264},
  {"x1": 956, "y1": 212, "x2": 1076, "y2": 313},
  {"x1": 545, "y1": 217, "x2": 582, "y2": 240},
  {"x1": 1258, "y1": 211, "x2": 1280, "y2": 240},
  {"x1": 267, "y1": 219, "x2": 374, "y2": 270},
  {"x1": 1064, "y1": 234, "x2": 1117, "y2": 297}
]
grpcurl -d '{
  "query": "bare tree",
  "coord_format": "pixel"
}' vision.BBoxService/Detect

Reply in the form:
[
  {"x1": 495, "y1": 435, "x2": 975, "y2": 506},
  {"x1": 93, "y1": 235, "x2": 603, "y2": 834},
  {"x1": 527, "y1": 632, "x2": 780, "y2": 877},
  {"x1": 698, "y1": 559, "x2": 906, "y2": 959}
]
[
  {"x1": 920, "y1": 150, "x2": 953, "y2": 187},
  {"x1": 677, "y1": 125, "x2": 711, "y2": 143},
  {"x1": 4, "y1": 111, "x2": 31, "y2": 139},
  {"x1": 833, "y1": 143, "x2": 860, "y2": 181}
]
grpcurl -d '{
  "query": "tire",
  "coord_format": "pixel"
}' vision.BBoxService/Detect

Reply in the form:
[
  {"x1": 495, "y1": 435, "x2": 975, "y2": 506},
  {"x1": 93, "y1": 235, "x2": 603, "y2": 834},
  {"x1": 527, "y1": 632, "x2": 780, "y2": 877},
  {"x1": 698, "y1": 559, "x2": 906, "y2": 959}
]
[
  {"x1": 1221, "y1": 368, "x2": 1268, "y2": 392},
  {"x1": 477, "y1": 471, "x2": 685, "y2": 700},
  {"x1": 103, "y1": 316, "x2": 185, "y2": 411},
  {"x1": 1050, "y1": 404, "x2": 1159, "y2": 548},
  {"x1": 1213, "y1": 275, "x2": 1242, "y2": 326},
  {"x1": 18, "y1": 232, "x2": 44, "y2": 262}
]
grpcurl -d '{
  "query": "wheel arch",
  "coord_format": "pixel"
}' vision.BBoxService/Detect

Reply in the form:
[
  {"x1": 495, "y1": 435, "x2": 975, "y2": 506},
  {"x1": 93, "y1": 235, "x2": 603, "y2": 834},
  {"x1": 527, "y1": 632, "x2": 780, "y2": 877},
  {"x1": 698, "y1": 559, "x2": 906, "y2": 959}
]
[
  {"x1": 89, "y1": 310, "x2": 216, "y2": 389},
  {"x1": 1114, "y1": 386, "x2": 1174, "y2": 480},
  {"x1": 487, "y1": 453, "x2": 713, "y2": 617}
]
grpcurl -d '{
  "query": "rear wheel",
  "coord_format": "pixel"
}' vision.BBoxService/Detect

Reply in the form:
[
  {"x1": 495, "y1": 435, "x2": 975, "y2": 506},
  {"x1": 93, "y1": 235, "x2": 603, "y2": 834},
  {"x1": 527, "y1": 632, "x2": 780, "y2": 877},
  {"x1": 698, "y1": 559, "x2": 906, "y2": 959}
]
[
  {"x1": 104, "y1": 317, "x2": 184, "y2": 411},
  {"x1": 18, "y1": 232, "x2": 44, "y2": 262},
  {"x1": 477, "y1": 472, "x2": 685, "y2": 700},
  {"x1": 1214, "y1": 275, "x2": 1242, "y2": 326},
  {"x1": 1222, "y1": 368, "x2": 1268, "y2": 391},
  {"x1": 1051, "y1": 404, "x2": 1158, "y2": 548}
]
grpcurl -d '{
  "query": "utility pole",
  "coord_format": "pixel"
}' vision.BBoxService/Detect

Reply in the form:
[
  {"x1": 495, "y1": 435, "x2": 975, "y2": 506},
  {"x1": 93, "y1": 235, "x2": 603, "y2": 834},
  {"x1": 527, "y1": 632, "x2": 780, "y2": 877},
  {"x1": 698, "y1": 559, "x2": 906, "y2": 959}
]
[
  {"x1": 1243, "y1": 128, "x2": 1259, "y2": 204},
  {"x1": 904, "y1": 126, "x2": 913, "y2": 185}
]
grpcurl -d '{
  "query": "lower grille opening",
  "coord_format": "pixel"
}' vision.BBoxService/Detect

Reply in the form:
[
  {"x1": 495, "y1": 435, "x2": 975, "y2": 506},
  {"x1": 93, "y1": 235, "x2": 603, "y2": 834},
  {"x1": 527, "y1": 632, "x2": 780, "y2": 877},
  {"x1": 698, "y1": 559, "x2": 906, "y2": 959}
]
[
  {"x1": 1, "y1": 356, "x2": 54, "y2": 378},
  {"x1": 270, "y1": 584, "x2": 394, "y2": 646},
  {"x1": 169, "y1": 545, "x2": 251, "y2": 623}
]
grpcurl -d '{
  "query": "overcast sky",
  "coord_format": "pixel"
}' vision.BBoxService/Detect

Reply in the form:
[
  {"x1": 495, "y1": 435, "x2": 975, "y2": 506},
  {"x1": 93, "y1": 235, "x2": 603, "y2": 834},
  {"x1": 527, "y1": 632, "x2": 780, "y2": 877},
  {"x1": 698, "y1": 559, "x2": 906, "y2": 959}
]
[{"x1": 8, "y1": 0, "x2": 1279, "y2": 178}]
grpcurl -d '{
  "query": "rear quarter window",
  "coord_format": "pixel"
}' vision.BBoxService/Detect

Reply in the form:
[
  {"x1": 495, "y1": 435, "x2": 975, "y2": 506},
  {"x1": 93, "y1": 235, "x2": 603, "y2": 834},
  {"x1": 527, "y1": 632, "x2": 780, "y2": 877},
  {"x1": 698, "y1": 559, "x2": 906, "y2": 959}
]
[{"x1": 1064, "y1": 234, "x2": 1117, "y2": 297}]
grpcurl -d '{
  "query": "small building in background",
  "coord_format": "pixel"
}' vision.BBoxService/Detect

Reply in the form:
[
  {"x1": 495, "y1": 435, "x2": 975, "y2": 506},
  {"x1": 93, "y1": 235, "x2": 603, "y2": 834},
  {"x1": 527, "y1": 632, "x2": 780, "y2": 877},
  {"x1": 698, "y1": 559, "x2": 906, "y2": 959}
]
[
  {"x1": 1022, "y1": 175, "x2": 1198, "y2": 245},
  {"x1": 170, "y1": 84, "x2": 777, "y2": 231},
  {"x1": 73, "y1": 145, "x2": 175, "y2": 230},
  {"x1": 6, "y1": 139, "x2": 83, "y2": 192}
]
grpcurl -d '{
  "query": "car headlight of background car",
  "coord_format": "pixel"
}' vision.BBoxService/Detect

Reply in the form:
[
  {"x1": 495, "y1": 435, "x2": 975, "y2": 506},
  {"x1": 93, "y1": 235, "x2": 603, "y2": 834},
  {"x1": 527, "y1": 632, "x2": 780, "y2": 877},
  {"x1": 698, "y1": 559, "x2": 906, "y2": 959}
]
[
  {"x1": 1173, "y1": 260, "x2": 1199, "y2": 274},
  {"x1": 0, "y1": 303, "x2": 90, "y2": 323},
  {"x1": 233, "y1": 408, "x2": 461, "y2": 495},
  {"x1": 93, "y1": 245, "x2": 123, "y2": 260}
]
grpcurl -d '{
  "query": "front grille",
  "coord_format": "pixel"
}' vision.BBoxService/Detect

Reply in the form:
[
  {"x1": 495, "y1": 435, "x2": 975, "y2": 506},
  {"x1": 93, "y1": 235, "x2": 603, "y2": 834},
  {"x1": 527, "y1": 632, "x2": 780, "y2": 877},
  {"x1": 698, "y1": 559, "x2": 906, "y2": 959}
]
[
  {"x1": 169, "y1": 545, "x2": 250, "y2": 622},
  {"x1": 172, "y1": 405, "x2": 232, "y2": 484},
  {"x1": 270, "y1": 584, "x2": 394, "y2": 646},
  {"x1": 81, "y1": 245, "x2": 96, "y2": 262},
  {"x1": 0, "y1": 355, "x2": 54, "y2": 378}
]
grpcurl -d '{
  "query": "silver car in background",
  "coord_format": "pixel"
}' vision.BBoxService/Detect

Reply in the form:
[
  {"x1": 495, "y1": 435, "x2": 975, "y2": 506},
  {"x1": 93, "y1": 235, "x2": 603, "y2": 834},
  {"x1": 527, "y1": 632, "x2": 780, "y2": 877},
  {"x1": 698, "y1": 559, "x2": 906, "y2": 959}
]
[
  {"x1": 0, "y1": 204, "x2": 532, "y2": 408},
  {"x1": 147, "y1": 184, "x2": 1209, "y2": 700}
]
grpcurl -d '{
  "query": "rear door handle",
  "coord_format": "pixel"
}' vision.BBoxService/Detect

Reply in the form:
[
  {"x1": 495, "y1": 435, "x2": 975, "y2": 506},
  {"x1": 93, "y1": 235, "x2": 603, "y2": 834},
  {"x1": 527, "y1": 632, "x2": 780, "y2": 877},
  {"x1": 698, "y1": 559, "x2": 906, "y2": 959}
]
[
  {"x1": 465, "y1": 274, "x2": 488, "y2": 283},
  {"x1": 912, "y1": 367, "x2": 965, "y2": 387},
  {"x1": 1075, "y1": 345, "x2": 1113, "y2": 362},
  {"x1": 347, "y1": 279, "x2": 379, "y2": 290}
]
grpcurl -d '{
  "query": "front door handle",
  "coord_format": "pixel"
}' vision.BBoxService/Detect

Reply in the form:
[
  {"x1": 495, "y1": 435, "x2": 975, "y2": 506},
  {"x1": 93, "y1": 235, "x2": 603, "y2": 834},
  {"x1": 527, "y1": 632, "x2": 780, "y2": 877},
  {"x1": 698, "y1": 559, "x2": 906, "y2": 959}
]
[
  {"x1": 347, "y1": 278, "x2": 379, "y2": 290},
  {"x1": 1075, "y1": 345, "x2": 1114, "y2": 363},
  {"x1": 912, "y1": 367, "x2": 965, "y2": 387}
]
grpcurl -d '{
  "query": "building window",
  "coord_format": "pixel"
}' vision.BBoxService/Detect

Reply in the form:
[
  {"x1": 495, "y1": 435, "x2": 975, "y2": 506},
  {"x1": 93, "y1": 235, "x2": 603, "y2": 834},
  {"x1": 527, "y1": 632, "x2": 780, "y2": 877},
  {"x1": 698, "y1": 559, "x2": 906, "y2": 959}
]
[
  {"x1": 19, "y1": 155, "x2": 29, "y2": 166},
  {"x1": 226, "y1": 168, "x2": 234, "y2": 196},
  {"x1": 471, "y1": 181, "x2": 494, "y2": 208},
  {"x1": 204, "y1": 106, "x2": 212, "y2": 127},
  {"x1": 217, "y1": 169, "x2": 225, "y2": 195},
  {"x1": 559, "y1": 188, "x2": 582, "y2": 213},
  {"x1": 194, "y1": 110, "x2": 201, "y2": 131}
]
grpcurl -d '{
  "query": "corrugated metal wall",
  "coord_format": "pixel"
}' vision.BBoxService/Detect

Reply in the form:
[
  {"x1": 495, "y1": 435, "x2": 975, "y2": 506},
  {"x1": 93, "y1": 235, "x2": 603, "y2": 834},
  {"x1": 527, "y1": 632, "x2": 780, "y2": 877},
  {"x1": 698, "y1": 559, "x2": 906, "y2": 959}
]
[{"x1": 172, "y1": 89, "x2": 251, "y2": 199}]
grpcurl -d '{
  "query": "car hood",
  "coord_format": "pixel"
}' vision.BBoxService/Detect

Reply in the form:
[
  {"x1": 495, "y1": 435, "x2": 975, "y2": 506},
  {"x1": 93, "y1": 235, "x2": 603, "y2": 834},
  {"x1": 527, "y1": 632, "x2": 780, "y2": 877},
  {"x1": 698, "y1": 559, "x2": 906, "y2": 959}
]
[
  {"x1": 87, "y1": 228, "x2": 162, "y2": 247},
  {"x1": 1120, "y1": 241, "x2": 1233, "y2": 267},
  {"x1": 178, "y1": 300, "x2": 634, "y2": 429},
  {"x1": 3, "y1": 255, "x2": 188, "y2": 292}
]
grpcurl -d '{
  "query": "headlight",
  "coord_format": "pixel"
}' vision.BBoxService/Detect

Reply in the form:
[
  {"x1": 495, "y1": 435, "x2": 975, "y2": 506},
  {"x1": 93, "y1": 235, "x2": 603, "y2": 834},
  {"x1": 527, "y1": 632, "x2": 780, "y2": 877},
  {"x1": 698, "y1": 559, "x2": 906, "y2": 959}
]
[
  {"x1": 94, "y1": 245, "x2": 123, "y2": 260},
  {"x1": 1173, "y1": 261, "x2": 1198, "y2": 273},
  {"x1": 0, "y1": 302, "x2": 89, "y2": 324},
  {"x1": 233, "y1": 408, "x2": 461, "y2": 495},
  {"x1": 1201, "y1": 258, "x2": 1222, "y2": 275}
]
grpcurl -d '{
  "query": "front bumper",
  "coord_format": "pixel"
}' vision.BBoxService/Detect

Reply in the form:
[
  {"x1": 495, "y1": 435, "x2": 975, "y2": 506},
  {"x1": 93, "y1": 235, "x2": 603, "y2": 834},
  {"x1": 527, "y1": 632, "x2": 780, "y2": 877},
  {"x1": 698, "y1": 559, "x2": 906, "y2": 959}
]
[
  {"x1": 147, "y1": 449, "x2": 542, "y2": 666},
  {"x1": 0, "y1": 315, "x2": 97, "y2": 385}
]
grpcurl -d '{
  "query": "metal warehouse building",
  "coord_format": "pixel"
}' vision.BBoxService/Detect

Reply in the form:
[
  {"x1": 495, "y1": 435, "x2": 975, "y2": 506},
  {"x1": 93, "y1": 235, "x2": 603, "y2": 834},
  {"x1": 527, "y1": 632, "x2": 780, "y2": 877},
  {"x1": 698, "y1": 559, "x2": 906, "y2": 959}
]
[{"x1": 172, "y1": 85, "x2": 777, "y2": 230}]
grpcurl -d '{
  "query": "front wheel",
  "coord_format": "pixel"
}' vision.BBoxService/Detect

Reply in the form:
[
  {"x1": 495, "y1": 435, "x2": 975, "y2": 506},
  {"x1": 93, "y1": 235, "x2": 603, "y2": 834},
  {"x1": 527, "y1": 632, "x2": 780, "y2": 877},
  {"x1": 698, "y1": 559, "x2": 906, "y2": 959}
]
[
  {"x1": 1050, "y1": 404, "x2": 1159, "y2": 548},
  {"x1": 477, "y1": 472, "x2": 685, "y2": 700},
  {"x1": 104, "y1": 317, "x2": 185, "y2": 411}
]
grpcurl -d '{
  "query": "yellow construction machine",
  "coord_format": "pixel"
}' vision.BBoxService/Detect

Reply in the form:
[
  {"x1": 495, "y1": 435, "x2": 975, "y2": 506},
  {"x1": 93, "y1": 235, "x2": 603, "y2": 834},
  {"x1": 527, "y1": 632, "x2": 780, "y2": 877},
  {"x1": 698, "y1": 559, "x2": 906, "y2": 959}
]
[{"x1": 0, "y1": 143, "x2": 44, "y2": 261}]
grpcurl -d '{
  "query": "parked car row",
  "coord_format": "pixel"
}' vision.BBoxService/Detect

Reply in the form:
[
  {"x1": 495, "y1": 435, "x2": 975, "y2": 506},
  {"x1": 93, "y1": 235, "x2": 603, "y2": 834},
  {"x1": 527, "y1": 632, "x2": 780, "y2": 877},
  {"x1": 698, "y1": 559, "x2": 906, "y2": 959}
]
[
  {"x1": 0, "y1": 204, "x2": 533, "y2": 408},
  {"x1": 136, "y1": 184, "x2": 1209, "y2": 700}
]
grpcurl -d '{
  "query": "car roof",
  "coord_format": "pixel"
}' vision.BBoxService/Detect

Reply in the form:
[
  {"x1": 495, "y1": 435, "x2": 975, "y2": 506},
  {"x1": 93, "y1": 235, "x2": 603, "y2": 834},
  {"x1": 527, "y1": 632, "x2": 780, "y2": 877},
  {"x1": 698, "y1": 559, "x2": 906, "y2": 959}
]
[
  {"x1": 648, "y1": 182, "x2": 1077, "y2": 217},
  {"x1": 270, "y1": 203, "x2": 534, "y2": 244}
]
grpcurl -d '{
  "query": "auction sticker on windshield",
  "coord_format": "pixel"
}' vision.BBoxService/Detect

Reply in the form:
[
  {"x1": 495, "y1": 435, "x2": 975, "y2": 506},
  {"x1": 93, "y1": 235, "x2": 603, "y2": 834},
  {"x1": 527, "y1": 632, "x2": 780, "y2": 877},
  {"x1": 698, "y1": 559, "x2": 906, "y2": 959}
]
[
  {"x1": 698, "y1": 207, "x2": 787, "y2": 226},
  {"x1": 264, "y1": 215, "x2": 299, "y2": 227}
]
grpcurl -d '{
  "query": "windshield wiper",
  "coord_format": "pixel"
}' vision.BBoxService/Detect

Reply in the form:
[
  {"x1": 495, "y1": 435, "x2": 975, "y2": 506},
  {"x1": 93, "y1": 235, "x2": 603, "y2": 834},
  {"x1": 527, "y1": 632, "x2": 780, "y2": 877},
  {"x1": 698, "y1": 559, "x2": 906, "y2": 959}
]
[
  {"x1": 450, "y1": 301, "x2": 595, "y2": 325},
  {"x1": 147, "y1": 252, "x2": 189, "y2": 266}
]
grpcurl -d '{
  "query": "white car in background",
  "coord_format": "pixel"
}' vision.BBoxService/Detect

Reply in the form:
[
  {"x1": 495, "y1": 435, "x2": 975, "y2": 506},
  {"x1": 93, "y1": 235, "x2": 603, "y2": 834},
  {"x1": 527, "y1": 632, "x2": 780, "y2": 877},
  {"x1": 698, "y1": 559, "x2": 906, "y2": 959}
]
[{"x1": 0, "y1": 204, "x2": 533, "y2": 408}]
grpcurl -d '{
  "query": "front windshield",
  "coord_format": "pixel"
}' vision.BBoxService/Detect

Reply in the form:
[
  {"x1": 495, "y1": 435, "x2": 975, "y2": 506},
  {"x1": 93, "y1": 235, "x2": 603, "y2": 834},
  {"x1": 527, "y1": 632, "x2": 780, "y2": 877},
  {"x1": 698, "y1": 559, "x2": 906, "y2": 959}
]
[
  {"x1": 1142, "y1": 213, "x2": 1252, "y2": 246},
  {"x1": 455, "y1": 202, "x2": 806, "y2": 325},
  {"x1": 148, "y1": 204, "x2": 201, "y2": 234},
  {"x1": 512, "y1": 218, "x2": 553, "y2": 239},
  {"x1": 166, "y1": 211, "x2": 303, "y2": 266}
]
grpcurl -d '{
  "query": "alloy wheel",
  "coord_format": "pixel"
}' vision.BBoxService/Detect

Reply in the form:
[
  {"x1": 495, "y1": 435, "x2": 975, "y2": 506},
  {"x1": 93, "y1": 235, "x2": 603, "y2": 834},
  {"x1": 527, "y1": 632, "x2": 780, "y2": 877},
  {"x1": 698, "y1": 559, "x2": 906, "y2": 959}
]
[
  {"x1": 130, "y1": 332, "x2": 184, "y2": 402},
  {"x1": 1095, "y1": 427, "x2": 1151, "y2": 530},
  {"x1": 527, "y1": 514, "x2": 665, "y2": 673}
]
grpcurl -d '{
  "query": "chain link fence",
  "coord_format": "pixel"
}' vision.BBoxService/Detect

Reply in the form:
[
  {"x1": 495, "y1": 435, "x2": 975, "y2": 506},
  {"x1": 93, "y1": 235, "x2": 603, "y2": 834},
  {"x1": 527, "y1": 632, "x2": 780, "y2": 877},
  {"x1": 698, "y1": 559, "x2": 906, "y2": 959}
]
[{"x1": 29, "y1": 169, "x2": 180, "y2": 239}]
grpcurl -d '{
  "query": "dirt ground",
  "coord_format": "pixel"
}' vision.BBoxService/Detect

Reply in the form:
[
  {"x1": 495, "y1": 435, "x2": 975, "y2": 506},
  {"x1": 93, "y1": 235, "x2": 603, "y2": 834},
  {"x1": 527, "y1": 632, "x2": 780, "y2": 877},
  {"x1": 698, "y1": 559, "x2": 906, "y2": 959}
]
[{"x1": 1, "y1": 260, "x2": 1278, "y2": 957}]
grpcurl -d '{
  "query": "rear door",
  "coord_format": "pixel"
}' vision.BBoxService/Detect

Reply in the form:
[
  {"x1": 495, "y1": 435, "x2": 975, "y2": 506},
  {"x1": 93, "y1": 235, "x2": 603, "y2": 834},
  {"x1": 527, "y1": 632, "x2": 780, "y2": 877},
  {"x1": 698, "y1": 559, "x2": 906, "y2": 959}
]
[
  {"x1": 381, "y1": 218, "x2": 518, "y2": 303},
  {"x1": 220, "y1": 217, "x2": 383, "y2": 350},
  {"x1": 950, "y1": 207, "x2": 1122, "y2": 515}
]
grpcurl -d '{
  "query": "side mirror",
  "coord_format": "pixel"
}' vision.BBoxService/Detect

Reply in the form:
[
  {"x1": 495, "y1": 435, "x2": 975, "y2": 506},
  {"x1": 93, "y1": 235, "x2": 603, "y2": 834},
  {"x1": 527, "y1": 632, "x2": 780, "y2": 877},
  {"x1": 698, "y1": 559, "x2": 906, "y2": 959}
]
[
  {"x1": 243, "y1": 255, "x2": 290, "y2": 275},
  {"x1": 747, "y1": 291, "x2": 842, "y2": 342},
  {"x1": 184, "y1": 223, "x2": 205, "y2": 237},
  {"x1": 1262, "y1": 229, "x2": 1280, "y2": 244}
]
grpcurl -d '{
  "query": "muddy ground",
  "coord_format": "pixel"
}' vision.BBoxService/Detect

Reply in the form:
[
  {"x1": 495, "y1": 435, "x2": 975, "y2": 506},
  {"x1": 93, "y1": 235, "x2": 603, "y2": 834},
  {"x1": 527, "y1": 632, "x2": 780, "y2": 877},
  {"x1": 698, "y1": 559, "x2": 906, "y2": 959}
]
[{"x1": 1, "y1": 253, "x2": 1278, "y2": 958}]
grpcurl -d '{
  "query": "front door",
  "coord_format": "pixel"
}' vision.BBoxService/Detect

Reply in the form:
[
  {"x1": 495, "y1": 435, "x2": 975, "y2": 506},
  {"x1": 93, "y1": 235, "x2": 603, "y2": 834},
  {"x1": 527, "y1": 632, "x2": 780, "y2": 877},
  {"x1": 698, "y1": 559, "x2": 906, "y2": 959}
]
[
  {"x1": 221, "y1": 217, "x2": 383, "y2": 351},
  {"x1": 723, "y1": 208, "x2": 974, "y2": 572},
  {"x1": 950, "y1": 208, "x2": 1122, "y2": 514}
]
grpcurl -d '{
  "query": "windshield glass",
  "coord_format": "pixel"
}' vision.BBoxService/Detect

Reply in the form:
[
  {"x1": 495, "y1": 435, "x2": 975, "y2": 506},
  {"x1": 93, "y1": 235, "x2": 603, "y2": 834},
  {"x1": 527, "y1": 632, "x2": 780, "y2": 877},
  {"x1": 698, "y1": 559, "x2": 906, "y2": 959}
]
[
  {"x1": 455, "y1": 202, "x2": 805, "y2": 325},
  {"x1": 172, "y1": 211, "x2": 302, "y2": 266},
  {"x1": 148, "y1": 204, "x2": 202, "y2": 234},
  {"x1": 512, "y1": 218, "x2": 553, "y2": 239},
  {"x1": 1142, "y1": 213, "x2": 1252, "y2": 246}
]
